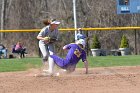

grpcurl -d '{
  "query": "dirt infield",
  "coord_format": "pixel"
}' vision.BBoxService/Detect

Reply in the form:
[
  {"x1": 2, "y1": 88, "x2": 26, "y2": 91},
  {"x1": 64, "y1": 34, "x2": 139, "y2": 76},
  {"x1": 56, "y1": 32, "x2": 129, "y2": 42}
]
[{"x1": 0, "y1": 66, "x2": 140, "y2": 93}]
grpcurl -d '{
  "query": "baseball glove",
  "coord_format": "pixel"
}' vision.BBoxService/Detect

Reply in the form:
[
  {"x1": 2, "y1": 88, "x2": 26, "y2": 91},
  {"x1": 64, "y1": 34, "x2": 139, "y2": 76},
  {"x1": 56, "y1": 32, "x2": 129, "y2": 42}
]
[{"x1": 44, "y1": 37, "x2": 56, "y2": 44}]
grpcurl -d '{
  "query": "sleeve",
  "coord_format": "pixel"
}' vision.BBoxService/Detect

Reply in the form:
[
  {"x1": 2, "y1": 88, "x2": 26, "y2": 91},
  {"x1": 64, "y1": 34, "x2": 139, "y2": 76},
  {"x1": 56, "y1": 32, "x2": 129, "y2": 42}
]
[
  {"x1": 63, "y1": 44, "x2": 71, "y2": 50},
  {"x1": 81, "y1": 51, "x2": 87, "y2": 62},
  {"x1": 37, "y1": 27, "x2": 48, "y2": 37}
]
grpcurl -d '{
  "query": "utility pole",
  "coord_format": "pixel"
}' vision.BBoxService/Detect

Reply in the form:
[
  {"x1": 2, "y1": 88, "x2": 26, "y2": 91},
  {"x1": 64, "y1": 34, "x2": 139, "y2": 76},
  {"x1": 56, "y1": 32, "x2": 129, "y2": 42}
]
[
  {"x1": 73, "y1": 0, "x2": 77, "y2": 41},
  {"x1": 1, "y1": 0, "x2": 5, "y2": 42}
]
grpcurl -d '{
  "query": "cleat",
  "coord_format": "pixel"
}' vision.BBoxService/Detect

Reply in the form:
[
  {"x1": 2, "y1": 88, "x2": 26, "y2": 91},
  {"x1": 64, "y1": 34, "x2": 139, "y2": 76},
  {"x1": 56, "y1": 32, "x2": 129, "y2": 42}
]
[
  {"x1": 34, "y1": 72, "x2": 53, "y2": 77},
  {"x1": 42, "y1": 72, "x2": 53, "y2": 76},
  {"x1": 53, "y1": 72, "x2": 60, "y2": 76},
  {"x1": 43, "y1": 69, "x2": 49, "y2": 72}
]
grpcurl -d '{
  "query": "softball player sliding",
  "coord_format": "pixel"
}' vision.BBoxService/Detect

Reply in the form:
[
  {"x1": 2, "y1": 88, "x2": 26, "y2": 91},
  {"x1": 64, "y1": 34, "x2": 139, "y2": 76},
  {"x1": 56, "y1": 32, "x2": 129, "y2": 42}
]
[{"x1": 43, "y1": 39, "x2": 88, "y2": 76}]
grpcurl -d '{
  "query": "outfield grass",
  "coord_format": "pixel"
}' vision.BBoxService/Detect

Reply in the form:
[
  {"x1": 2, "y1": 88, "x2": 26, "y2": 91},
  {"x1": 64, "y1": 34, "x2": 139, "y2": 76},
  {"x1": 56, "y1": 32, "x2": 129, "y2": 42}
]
[{"x1": 0, "y1": 55, "x2": 140, "y2": 72}]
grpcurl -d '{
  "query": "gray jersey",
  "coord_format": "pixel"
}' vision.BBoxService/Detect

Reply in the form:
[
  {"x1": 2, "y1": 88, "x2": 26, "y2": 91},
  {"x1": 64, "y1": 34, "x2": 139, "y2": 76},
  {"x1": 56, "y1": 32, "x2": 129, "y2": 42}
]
[{"x1": 37, "y1": 25, "x2": 59, "y2": 44}]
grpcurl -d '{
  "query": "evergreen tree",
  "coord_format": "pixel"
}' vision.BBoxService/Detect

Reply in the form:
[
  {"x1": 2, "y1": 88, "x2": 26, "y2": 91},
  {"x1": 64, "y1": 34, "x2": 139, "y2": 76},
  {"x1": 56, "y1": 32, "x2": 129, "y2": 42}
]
[
  {"x1": 120, "y1": 35, "x2": 129, "y2": 48},
  {"x1": 91, "y1": 35, "x2": 101, "y2": 49}
]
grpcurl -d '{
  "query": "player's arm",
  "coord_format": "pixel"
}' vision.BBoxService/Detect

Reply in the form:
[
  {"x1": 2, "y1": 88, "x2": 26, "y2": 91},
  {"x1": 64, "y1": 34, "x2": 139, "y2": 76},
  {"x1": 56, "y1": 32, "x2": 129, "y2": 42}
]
[
  {"x1": 37, "y1": 36, "x2": 50, "y2": 44},
  {"x1": 37, "y1": 27, "x2": 49, "y2": 41},
  {"x1": 37, "y1": 36, "x2": 45, "y2": 40},
  {"x1": 63, "y1": 45, "x2": 67, "y2": 50},
  {"x1": 84, "y1": 60, "x2": 88, "y2": 74},
  {"x1": 82, "y1": 51, "x2": 88, "y2": 74},
  {"x1": 63, "y1": 44, "x2": 71, "y2": 50},
  {"x1": 37, "y1": 28, "x2": 45, "y2": 40}
]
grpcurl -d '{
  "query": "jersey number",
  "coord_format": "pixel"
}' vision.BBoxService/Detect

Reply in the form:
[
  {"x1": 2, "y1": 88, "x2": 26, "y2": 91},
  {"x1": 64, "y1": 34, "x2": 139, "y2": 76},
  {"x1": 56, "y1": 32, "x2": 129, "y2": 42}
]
[{"x1": 74, "y1": 49, "x2": 81, "y2": 58}]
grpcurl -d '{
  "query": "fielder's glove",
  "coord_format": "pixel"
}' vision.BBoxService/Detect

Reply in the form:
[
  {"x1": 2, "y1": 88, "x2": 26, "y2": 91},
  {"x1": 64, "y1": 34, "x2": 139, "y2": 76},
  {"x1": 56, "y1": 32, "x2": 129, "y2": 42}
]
[
  {"x1": 49, "y1": 38, "x2": 57, "y2": 43},
  {"x1": 44, "y1": 37, "x2": 57, "y2": 44},
  {"x1": 44, "y1": 36, "x2": 50, "y2": 44}
]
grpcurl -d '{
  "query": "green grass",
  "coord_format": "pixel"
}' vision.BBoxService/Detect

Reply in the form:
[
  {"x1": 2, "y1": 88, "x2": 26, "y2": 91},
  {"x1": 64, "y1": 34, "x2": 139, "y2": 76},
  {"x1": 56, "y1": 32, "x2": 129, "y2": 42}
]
[
  {"x1": 77, "y1": 55, "x2": 140, "y2": 68},
  {"x1": 0, "y1": 55, "x2": 140, "y2": 72},
  {"x1": 0, "y1": 57, "x2": 42, "y2": 72}
]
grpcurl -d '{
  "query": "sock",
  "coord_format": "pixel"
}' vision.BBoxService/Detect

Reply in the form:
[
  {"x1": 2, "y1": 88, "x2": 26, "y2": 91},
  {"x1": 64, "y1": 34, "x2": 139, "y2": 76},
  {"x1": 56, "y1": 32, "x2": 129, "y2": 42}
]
[{"x1": 48, "y1": 56, "x2": 55, "y2": 74}]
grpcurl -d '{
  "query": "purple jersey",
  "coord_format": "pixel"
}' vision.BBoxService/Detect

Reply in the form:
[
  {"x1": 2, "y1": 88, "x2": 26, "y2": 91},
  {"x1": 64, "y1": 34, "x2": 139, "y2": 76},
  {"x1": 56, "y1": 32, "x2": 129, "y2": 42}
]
[{"x1": 50, "y1": 43, "x2": 86, "y2": 69}]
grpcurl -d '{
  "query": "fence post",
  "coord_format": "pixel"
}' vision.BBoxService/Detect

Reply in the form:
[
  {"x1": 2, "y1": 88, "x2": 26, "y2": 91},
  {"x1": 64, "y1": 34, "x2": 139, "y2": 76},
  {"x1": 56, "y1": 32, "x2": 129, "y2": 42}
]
[
  {"x1": 86, "y1": 30, "x2": 89, "y2": 56},
  {"x1": 134, "y1": 29, "x2": 137, "y2": 55}
]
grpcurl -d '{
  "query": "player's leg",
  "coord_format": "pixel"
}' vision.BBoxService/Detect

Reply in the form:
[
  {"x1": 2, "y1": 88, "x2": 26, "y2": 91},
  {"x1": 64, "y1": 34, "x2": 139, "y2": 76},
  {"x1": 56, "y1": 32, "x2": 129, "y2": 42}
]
[
  {"x1": 50, "y1": 55, "x2": 69, "y2": 67},
  {"x1": 66, "y1": 64, "x2": 76, "y2": 73},
  {"x1": 47, "y1": 55, "x2": 72, "y2": 76},
  {"x1": 42, "y1": 51, "x2": 55, "y2": 75},
  {"x1": 48, "y1": 56, "x2": 55, "y2": 74},
  {"x1": 39, "y1": 42, "x2": 49, "y2": 64},
  {"x1": 39, "y1": 42, "x2": 50, "y2": 73}
]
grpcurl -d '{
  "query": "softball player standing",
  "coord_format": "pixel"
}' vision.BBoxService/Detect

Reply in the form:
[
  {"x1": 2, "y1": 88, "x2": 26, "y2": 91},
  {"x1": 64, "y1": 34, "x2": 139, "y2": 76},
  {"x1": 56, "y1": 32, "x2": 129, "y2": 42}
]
[{"x1": 37, "y1": 19, "x2": 60, "y2": 69}]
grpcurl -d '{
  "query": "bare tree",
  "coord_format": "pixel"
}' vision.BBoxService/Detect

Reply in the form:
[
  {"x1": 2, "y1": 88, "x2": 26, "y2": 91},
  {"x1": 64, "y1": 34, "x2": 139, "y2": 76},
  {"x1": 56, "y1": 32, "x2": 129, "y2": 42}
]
[{"x1": 0, "y1": 0, "x2": 140, "y2": 55}]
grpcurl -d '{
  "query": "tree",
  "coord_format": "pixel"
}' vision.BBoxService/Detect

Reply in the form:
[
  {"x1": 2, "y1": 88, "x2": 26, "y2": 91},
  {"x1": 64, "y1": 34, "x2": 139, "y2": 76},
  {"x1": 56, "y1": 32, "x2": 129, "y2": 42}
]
[
  {"x1": 120, "y1": 35, "x2": 129, "y2": 48},
  {"x1": 91, "y1": 35, "x2": 101, "y2": 49}
]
